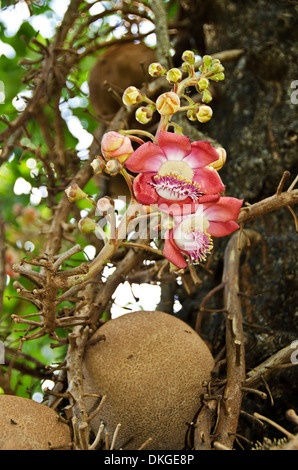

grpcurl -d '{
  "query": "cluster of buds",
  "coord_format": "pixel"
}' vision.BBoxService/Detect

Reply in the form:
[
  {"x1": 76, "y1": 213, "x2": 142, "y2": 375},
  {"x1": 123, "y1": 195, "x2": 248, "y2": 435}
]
[
  {"x1": 198, "y1": 55, "x2": 225, "y2": 82},
  {"x1": 121, "y1": 50, "x2": 225, "y2": 127},
  {"x1": 89, "y1": 130, "x2": 135, "y2": 179}
]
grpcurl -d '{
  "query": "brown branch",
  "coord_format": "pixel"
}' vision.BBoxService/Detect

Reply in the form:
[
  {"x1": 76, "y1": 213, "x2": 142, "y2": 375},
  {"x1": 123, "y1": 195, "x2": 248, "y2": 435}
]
[
  {"x1": 150, "y1": 0, "x2": 173, "y2": 68},
  {"x1": 245, "y1": 343, "x2": 298, "y2": 389},
  {"x1": 237, "y1": 172, "x2": 298, "y2": 226},
  {"x1": 214, "y1": 229, "x2": 263, "y2": 449}
]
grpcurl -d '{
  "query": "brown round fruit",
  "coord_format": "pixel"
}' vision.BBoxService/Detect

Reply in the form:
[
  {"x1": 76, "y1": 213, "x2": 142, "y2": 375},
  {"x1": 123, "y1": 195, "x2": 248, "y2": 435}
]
[
  {"x1": 83, "y1": 310, "x2": 214, "y2": 450},
  {"x1": 0, "y1": 395, "x2": 72, "y2": 450},
  {"x1": 88, "y1": 42, "x2": 156, "y2": 117}
]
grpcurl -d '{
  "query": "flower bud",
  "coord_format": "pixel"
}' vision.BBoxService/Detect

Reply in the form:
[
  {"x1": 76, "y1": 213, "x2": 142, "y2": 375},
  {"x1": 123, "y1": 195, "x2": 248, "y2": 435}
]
[
  {"x1": 90, "y1": 156, "x2": 106, "y2": 175},
  {"x1": 122, "y1": 86, "x2": 142, "y2": 106},
  {"x1": 202, "y1": 55, "x2": 213, "y2": 67},
  {"x1": 181, "y1": 62, "x2": 190, "y2": 73},
  {"x1": 101, "y1": 131, "x2": 134, "y2": 164},
  {"x1": 196, "y1": 105, "x2": 213, "y2": 123},
  {"x1": 166, "y1": 67, "x2": 183, "y2": 83},
  {"x1": 209, "y1": 147, "x2": 227, "y2": 171},
  {"x1": 78, "y1": 217, "x2": 97, "y2": 233},
  {"x1": 202, "y1": 89, "x2": 212, "y2": 103},
  {"x1": 161, "y1": 216, "x2": 175, "y2": 231},
  {"x1": 211, "y1": 63, "x2": 224, "y2": 73},
  {"x1": 105, "y1": 159, "x2": 123, "y2": 175},
  {"x1": 196, "y1": 77, "x2": 209, "y2": 92},
  {"x1": 135, "y1": 106, "x2": 154, "y2": 124},
  {"x1": 65, "y1": 184, "x2": 87, "y2": 202},
  {"x1": 96, "y1": 197, "x2": 115, "y2": 215},
  {"x1": 211, "y1": 72, "x2": 225, "y2": 81},
  {"x1": 148, "y1": 62, "x2": 167, "y2": 77},
  {"x1": 187, "y1": 109, "x2": 197, "y2": 121},
  {"x1": 182, "y1": 50, "x2": 195, "y2": 65},
  {"x1": 156, "y1": 92, "x2": 180, "y2": 116}
]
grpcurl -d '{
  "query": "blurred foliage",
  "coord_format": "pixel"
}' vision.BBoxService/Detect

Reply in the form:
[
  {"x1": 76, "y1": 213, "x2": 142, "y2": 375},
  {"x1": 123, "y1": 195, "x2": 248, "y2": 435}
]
[{"x1": 0, "y1": 0, "x2": 155, "y2": 397}]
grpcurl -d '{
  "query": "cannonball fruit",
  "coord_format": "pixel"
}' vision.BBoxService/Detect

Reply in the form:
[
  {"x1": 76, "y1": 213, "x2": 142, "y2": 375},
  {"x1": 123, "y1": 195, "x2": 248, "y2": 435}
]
[
  {"x1": 0, "y1": 395, "x2": 71, "y2": 450},
  {"x1": 88, "y1": 42, "x2": 156, "y2": 117},
  {"x1": 83, "y1": 310, "x2": 215, "y2": 450}
]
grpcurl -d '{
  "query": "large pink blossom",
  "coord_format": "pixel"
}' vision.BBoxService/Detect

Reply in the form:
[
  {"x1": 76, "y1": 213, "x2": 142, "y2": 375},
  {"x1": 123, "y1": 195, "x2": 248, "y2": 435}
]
[
  {"x1": 162, "y1": 197, "x2": 243, "y2": 269},
  {"x1": 125, "y1": 131, "x2": 225, "y2": 211}
]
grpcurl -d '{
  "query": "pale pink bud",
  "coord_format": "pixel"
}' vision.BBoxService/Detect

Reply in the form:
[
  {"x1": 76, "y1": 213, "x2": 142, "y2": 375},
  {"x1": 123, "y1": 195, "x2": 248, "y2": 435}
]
[
  {"x1": 156, "y1": 92, "x2": 180, "y2": 116},
  {"x1": 90, "y1": 156, "x2": 106, "y2": 175},
  {"x1": 101, "y1": 131, "x2": 134, "y2": 164},
  {"x1": 105, "y1": 159, "x2": 122, "y2": 175},
  {"x1": 96, "y1": 197, "x2": 115, "y2": 215}
]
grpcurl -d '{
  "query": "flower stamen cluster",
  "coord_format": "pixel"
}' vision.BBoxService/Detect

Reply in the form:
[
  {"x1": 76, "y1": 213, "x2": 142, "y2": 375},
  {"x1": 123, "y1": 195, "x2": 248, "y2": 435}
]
[
  {"x1": 187, "y1": 230, "x2": 214, "y2": 263},
  {"x1": 150, "y1": 174, "x2": 202, "y2": 202}
]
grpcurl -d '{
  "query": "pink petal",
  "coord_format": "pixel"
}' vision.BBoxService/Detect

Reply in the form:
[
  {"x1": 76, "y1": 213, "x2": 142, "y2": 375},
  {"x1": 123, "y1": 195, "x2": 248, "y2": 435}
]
[
  {"x1": 203, "y1": 197, "x2": 243, "y2": 223},
  {"x1": 193, "y1": 167, "x2": 225, "y2": 194},
  {"x1": 125, "y1": 141, "x2": 166, "y2": 173},
  {"x1": 183, "y1": 141, "x2": 220, "y2": 169},
  {"x1": 197, "y1": 194, "x2": 220, "y2": 204},
  {"x1": 207, "y1": 220, "x2": 240, "y2": 237},
  {"x1": 158, "y1": 131, "x2": 192, "y2": 161},
  {"x1": 163, "y1": 231, "x2": 187, "y2": 268},
  {"x1": 157, "y1": 199, "x2": 199, "y2": 217},
  {"x1": 157, "y1": 194, "x2": 220, "y2": 218},
  {"x1": 132, "y1": 173, "x2": 158, "y2": 205}
]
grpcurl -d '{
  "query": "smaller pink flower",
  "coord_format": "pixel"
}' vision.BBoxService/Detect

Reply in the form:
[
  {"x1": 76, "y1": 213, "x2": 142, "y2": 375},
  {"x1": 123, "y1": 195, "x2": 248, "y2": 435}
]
[
  {"x1": 162, "y1": 197, "x2": 243, "y2": 269},
  {"x1": 125, "y1": 131, "x2": 225, "y2": 213},
  {"x1": 101, "y1": 131, "x2": 134, "y2": 164}
]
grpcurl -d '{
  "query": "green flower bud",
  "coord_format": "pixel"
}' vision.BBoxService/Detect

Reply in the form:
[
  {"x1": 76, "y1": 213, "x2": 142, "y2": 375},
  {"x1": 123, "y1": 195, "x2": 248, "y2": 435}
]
[
  {"x1": 187, "y1": 109, "x2": 197, "y2": 121},
  {"x1": 181, "y1": 62, "x2": 190, "y2": 73},
  {"x1": 196, "y1": 105, "x2": 213, "y2": 123},
  {"x1": 65, "y1": 184, "x2": 87, "y2": 202},
  {"x1": 203, "y1": 55, "x2": 213, "y2": 67},
  {"x1": 211, "y1": 62, "x2": 224, "y2": 74},
  {"x1": 166, "y1": 67, "x2": 183, "y2": 83},
  {"x1": 78, "y1": 217, "x2": 97, "y2": 233},
  {"x1": 148, "y1": 62, "x2": 167, "y2": 77},
  {"x1": 211, "y1": 72, "x2": 225, "y2": 81},
  {"x1": 182, "y1": 50, "x2": 195, "y2": 64},
  {"x1": 135, "y1": 106, "x2": 154, "y2": 124},
  {"x1": 196, "y1": 77, "x2": 209, "y2": 91},
  {"x1": 202, "y1": 89, "x2": 213, "y2": 103}
]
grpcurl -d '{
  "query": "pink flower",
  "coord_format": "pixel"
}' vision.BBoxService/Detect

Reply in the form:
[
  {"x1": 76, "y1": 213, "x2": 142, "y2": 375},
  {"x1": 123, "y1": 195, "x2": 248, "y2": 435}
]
[
  {"x1": 162, "y1": 197, "x2": 243, "y2": 269},
  {"x1": 125, "y1": 131, "x2": 225, "y2": 212},
  {"x1": 101, "y1": 131, "x2": 134, "y2": 164}
]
